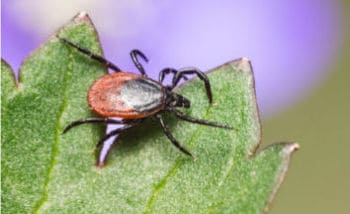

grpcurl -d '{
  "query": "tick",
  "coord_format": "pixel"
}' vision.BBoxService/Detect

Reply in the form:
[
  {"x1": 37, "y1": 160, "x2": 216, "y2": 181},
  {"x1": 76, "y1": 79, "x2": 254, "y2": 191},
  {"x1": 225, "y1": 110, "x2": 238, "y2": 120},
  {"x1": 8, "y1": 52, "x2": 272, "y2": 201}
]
[{"x1": 60, "y1": 37, "x2": 232, "y2": 167}]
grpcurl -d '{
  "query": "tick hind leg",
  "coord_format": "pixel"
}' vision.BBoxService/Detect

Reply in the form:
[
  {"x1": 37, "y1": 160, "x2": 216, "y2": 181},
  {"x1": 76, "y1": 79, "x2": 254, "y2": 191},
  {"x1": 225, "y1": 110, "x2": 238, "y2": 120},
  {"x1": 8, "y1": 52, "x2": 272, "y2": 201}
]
[
  {"x1": 130, "y1": 49, "x2": 149, "y2": 76},
  {"x1": 96, "y1": 122, "x2": 141, "y2": 167},
  {"x1": 156, "y1": 114, "x2": 193, "y2": 157},
  {"x1": 62, "y1": 117, "x2": 126, "y2": 134},
  {"x1": 58, "y1": 37, "x2": 122, "y2": 72},
  {"x1": 63, "y1": 117, "x2": 141, "y2": 167},
  {"x1": 171, "y1": 67, "x2": 213, "y2": 103},
  {"x1": 95, "y1": 121, "x2": 140, "y2": 148}
]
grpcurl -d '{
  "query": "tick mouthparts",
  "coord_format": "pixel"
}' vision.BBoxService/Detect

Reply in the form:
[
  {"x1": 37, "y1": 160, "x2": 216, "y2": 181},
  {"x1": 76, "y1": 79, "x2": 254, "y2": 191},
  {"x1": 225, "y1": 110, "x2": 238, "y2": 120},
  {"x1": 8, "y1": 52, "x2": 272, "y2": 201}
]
[
  {"x1": 183, "y1": 100, "x2": 190, "y2": 108},
  {"x1": 177, "y1": 94, "x2": 191, "y2": 108}
]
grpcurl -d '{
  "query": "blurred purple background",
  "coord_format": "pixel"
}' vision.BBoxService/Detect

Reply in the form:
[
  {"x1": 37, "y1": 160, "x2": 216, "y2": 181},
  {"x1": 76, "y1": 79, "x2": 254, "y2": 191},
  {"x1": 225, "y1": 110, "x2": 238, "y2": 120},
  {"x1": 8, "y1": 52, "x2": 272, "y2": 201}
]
[{"x1": 1, "y1": 0, "x2": 343, "y2": 117}]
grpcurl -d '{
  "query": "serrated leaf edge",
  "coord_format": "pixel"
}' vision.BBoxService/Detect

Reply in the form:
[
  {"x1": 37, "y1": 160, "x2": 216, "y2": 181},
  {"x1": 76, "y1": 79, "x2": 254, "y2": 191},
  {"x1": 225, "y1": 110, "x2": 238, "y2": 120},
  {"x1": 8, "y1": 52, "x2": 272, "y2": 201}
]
[{"x1": 262, "y1": 142, "x2": 299, "y2": 213}]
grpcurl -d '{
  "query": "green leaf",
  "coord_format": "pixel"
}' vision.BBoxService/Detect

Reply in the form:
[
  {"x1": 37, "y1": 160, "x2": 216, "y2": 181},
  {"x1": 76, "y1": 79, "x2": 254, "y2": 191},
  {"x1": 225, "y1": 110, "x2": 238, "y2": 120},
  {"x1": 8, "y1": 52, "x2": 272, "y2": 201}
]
[{"x1": 1, "y1": 12, "x2": 298, "y2": 214}]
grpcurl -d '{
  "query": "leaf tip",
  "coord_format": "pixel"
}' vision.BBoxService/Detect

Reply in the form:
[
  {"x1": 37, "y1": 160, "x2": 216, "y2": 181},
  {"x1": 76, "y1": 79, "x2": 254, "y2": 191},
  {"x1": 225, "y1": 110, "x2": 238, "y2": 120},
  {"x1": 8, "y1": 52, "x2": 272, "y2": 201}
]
[
  {"x1": 229, "y1": 57, "x2": 253, "y2": 75},
  {"x1": 285, "y1": 142, "x2": 300, "y2": 153},
  {"x1": 263, "y1": 142, "x2": 299, "y2": 213},
  {"x1": 275, "y1": 142, "x2": 300, "y2": 157},
  {"x1": 239, "y1": 56, "x2": 251, "y2": 63},
  {"x1": 72, "y1": 11, "x2": 92, "y2": 23}
]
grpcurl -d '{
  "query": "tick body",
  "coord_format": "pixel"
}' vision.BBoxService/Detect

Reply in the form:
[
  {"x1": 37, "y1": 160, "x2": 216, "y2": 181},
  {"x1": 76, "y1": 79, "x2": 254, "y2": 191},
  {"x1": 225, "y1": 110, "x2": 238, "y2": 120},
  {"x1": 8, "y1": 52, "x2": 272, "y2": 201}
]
[
  {"x1": 88, "y1": 72, "x2": 164, "y2": 119},
  {"x1": 60, "y1": 37, "x2": 232, "y2": 167}
]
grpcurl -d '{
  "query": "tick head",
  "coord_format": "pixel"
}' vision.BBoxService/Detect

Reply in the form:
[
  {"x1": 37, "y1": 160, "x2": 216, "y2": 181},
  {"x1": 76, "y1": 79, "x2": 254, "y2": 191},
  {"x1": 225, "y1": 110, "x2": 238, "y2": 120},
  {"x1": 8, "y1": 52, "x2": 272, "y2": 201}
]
[{"x1": 165, "y1": 90, "x2": 191, "y2": 109}]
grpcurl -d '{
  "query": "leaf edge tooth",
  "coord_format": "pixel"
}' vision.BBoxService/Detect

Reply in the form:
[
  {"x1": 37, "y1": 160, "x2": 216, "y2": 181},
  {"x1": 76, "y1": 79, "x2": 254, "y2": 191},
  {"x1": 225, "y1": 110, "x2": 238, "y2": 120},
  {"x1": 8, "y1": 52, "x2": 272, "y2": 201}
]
[
  {"x1": 261, "y1": 142, "x2": 300, "y2": 214},
  {"x1": 1, "y1": 58, "x2": 17, "y2": 87}
]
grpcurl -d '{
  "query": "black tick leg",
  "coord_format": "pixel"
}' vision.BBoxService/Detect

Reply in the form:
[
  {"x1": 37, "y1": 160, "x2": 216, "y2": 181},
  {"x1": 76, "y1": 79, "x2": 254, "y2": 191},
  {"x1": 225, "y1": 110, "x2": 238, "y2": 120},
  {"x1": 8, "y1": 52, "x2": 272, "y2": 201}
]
[
  {"x1": 172, "y1": 67, "x2": 212, "y2": 103},
  {"x1": 62, "y1": 117, "x2": 126, "y2": 134},
  {"x1": 171, "y1": 108, "x2": 233, "y2": 129},
  {"x1": 96, "y1": 123, "x2": 137, "y2": 147},
  {"x1": 158, "y1": 67, "x2": 188, "y2": 84},
  {"x1": 156, "y1": 114, "x2": 193, "y2": 157},
  {"x1": 130, "y1": 49, "x2": 149, "y2": 76},
  {"x1": 58, "y1": 37, "x2": 122, "y2": 72},
  {"x1": 96, "y1": 121, "x2": 141, "y2": 167}
]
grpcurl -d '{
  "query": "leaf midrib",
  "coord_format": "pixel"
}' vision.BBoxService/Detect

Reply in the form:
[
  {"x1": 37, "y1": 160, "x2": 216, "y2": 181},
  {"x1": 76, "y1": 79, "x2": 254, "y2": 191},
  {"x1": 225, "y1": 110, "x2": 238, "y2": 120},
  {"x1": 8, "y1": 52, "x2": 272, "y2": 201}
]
[{"x1": 32, "y1": 47, "x2": 74, "y2": 213}]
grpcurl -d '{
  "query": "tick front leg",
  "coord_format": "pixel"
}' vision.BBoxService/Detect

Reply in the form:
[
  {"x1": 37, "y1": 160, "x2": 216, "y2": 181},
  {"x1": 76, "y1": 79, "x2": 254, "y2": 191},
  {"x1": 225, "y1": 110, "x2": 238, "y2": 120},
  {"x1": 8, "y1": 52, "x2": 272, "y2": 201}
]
[
  {"x1": 58, "y1": 37, "x2": 122, "y2": 72},
  {"x1": 171, "y1": 109, "x2": 233, "y2": 129},
  {"x1": 130, "y1": 49, "x2": 149, "y2": 76},
  {"x1": 172, "y1": 67, "x2": 213, "y2": 103},
  {"x1": 156, "y1": 114, "x2": 193, "y2": 157},
  {"x1": 158, "y1": 68, "x2": 188, "y2": 84}
]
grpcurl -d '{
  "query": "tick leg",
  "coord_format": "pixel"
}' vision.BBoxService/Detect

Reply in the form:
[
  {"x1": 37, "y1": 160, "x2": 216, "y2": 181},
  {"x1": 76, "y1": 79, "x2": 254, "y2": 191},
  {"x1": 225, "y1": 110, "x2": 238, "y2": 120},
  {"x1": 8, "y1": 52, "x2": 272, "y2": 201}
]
[
  {"x1": 62, "y1": 117, "x2": 125, "y2": 134},
  {"x1": 96, "y1": 122, "x2": 139, "y2": 167},
  {"x1": 158, "y1": 68, "x2": 188, "y2": 84},
  {"x1": 130, "y1": 49, "x2": 149, "y2": 76},
  {"x1": 96, "y1": 123, "x2": 137, "y2": 147},
  {"x1": 58, "y1": 37, "x2": 122, "y2": 72},
  {"x1": 172, "y1": 67, "x2": 212, "y2": 103},
  {"x1": 171, "y1": 109, "x2": 233, "y2": 129},
  {"x1": 156, "y1": 114, "x2": 193, "y2": 157}
]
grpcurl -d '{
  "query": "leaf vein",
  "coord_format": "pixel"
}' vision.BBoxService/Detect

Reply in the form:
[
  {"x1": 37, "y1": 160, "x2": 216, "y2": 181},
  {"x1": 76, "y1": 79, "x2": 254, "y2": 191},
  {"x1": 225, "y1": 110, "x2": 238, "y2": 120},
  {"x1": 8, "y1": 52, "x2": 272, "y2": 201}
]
[
  {"x1": 143, "y1": 106, "x2": 213, "y2": 213},
  {"x1": 32, "y1": 46, "x2": 73, "y2": 213}
]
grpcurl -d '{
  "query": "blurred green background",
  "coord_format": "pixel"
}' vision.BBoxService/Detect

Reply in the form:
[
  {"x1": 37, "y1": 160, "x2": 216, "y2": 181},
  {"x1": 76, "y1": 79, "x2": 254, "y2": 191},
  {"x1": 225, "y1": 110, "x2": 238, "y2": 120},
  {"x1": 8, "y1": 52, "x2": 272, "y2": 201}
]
[{"x1": 264, "y1": 1, "x2": 349, "y2": 213}]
